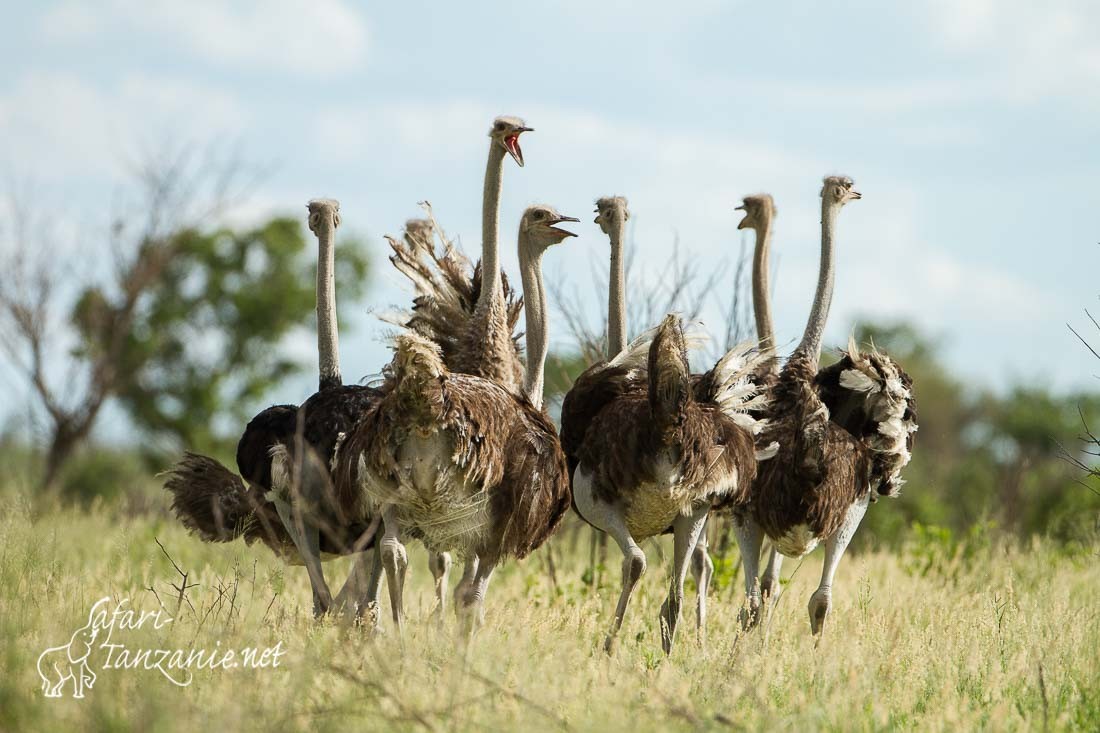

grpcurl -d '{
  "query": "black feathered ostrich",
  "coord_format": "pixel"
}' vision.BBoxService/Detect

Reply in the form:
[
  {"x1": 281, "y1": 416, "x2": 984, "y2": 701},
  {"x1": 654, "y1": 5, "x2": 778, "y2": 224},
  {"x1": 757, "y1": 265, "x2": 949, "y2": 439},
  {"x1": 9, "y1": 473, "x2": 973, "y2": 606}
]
[{"x1": 165, "y1": 200, "x2": 439, "y2": 620}]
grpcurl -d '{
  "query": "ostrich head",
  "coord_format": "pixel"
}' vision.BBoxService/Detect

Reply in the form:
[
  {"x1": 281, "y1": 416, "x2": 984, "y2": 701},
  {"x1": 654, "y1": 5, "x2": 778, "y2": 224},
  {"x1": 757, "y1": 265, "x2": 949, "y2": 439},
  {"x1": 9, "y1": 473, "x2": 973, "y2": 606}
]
[
  {"x1": 404, "y1": 218, "x2": 435, "y2": 252},
  {"x1": 519, "y1": 205, "x2": 579, "y2": 251},
  {"x1": 736, "y1": 194, "x2": 776, "y2": 230},
  {"x1": 593, "y1": 196, "x2": 629, "y2": 236},
  {"x1": 307, "y1": 198, "x2": 341, "y2": 235},
  {"x1": 820, "y1": 176, "x2": 861, "y2": 206},
  {"x1": 489, "y1": 115, "x2": 533, "y2": 167}
]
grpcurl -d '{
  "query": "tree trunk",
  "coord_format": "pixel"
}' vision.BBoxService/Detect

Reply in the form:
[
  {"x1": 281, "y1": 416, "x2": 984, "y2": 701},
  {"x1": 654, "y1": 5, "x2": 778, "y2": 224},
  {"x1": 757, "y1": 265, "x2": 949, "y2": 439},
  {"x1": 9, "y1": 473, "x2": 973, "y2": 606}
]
[{"x1": 39, "y1": 420, "x2": 89, "y2": 493}]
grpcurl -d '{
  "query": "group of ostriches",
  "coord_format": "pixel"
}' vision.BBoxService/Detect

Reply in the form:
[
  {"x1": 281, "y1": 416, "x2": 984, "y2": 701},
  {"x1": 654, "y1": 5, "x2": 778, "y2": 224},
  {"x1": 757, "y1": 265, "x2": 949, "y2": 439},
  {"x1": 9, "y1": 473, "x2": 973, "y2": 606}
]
[{"x1": 165, "y1": 115, "x2": 917, "y2": 653}]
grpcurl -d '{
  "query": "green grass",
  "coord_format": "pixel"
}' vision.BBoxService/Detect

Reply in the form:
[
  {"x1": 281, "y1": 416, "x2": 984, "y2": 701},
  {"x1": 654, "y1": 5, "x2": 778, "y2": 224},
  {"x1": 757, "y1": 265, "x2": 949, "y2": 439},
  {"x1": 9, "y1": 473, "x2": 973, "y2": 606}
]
[{"x1": 2, "y1": 492, "x2": 1098, "y2": 732}]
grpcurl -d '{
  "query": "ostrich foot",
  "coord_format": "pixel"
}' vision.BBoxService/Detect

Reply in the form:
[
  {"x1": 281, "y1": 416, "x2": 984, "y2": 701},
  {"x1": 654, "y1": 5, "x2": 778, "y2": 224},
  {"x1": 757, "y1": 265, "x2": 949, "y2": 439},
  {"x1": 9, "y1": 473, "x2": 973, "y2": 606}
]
[
  {"x1": 659, "y1": 596, "x2": 683, "y2": 655},
  {"x1": 739, "y1": 595, "x2": 762, "y2": 631},
  {"x1": 808, "y1": 588, "x2": 831, "y2": 636}
]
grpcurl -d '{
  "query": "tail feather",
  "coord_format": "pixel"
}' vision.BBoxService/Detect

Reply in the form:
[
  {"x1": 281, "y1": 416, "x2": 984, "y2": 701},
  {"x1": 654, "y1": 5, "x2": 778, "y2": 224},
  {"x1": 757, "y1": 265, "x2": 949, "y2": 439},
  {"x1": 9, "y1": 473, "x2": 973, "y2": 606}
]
[
  {"x1": 384, "y1": 206, "x2": 523, "y2": 374},
  {"x1": 697, "y1": 339, "x2": 775, "y2": 434},
  {"x1": 162, "y1": 452, "x2": 286, "y2": 545},
  {"x1": 647, "y1": 315, "x2": 693, "y2": 432},
  {"x1": 816, "y1": 337, "x2": 918, "y2": 497}
]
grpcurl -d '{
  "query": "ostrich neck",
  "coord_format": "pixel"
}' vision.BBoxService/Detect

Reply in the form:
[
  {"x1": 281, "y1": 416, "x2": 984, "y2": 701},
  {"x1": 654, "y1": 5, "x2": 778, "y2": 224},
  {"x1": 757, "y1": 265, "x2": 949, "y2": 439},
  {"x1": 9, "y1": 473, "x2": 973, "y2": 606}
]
[
  {"x1": 607, "y1": 217, "x2": 627, "y2": 357},
  {"x1": 519, "y1": 239, "x2": 549, "y2": 410},
  {"x1": 477, "y1": 143, "x2": 507, "y2": 314},
  {"x1": 316, "y1": 217, "x2": 341, "y2": 390},
  {"x1": 795, "y1": 201, "x2": 840, "y2": 369},
  {"x1": 751, "y1": 217, "x2": 776, "y2": 359}
]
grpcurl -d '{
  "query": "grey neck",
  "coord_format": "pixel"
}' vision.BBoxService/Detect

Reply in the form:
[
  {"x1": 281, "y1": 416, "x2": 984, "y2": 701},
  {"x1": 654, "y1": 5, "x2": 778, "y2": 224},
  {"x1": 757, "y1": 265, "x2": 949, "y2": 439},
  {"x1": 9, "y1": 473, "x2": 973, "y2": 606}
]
[
  {"x1": 477, "y1": 142, "x2": 506, "y2": 314},
  {"x1": 751, "y1": 216, "x2": 776, "y2": 358},
  {"x1": 795, "y1": 199, "x2": 840, "y2": 369},
  {"x1": 607, "y1": 215, "x2": 627, "y2": 357},
  {"x1": 316, "y1": 216, "x2": 341, "y2": 390},
  {"x1": 519, "y1": 239, "x2": 549, "y2": 409}
]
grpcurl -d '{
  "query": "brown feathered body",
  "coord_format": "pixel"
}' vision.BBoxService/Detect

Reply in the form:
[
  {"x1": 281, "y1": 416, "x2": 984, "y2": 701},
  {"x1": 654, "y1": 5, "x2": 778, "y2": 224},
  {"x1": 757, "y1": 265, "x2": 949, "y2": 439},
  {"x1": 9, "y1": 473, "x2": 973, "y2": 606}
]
[
  {"x1": 571, "y1": 318, "x2": 764, "y2": 539},
  {"x1": 562, "y1": 326, "x2": 774, "y2": 527},
  {"x1": 559, "y1": 345, "x2": 648, "y2": 480},
  {"x1": 387, "y1": 229, "x2": 524, "y2": 391},
  {"x1": 335, "y1": 333, "x2": 570, "y2": 564},
  {"x1": 750, "y1": 345, "x2": 917, "y2": 557}
]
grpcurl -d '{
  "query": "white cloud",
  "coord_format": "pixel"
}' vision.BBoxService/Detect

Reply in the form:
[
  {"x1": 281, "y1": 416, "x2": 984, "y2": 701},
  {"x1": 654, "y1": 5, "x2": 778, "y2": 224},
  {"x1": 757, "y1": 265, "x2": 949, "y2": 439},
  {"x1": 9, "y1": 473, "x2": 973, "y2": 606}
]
[
  {"x1": 41, "y1": 0, "x2": 368, "y2": 76},
  {"x1": 0, "y1": 71, "x2": 249, "y2": 180},
  {"x1": 925, "y1": 0, "x2": 1100, "y2": 101}
]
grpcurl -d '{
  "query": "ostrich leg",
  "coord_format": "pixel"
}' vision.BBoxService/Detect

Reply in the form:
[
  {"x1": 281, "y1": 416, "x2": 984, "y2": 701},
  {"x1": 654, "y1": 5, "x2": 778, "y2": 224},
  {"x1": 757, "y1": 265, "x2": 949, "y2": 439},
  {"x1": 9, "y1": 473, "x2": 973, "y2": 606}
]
[
  {"x1": 808, "y1": 494, "x2": 870, "y2": 635},
  {"x1": 733, "y1": 515, "x2": 765, "y2": 630},
  {"x1": 453, "y1": 556, "x2": 480, "y2": 617},
  {"x1": 379, "y1": 506, "x2": 408, "y2": 633},
  {"x1": 575, "y1": 472, "x2": 646, "y2": 654},
  {"x1": 760, "y1": 547, "x2": 784, "y2": 603},
  {"x1": 690, "y1": 528, "x2": 715, "y2": 646},
  {"x1": 659, "y1": 504, "x2": 710, "y2": 654},
  {"x1": 457, "y1": 557, "x2": 497, "y2": 639},
  {"x1": 333, "y1": 516, "x2": 382, "y2": 619},
  {"x1": 270, "y1": 453, "x2": 333, "y2": 618},
  {"x1": 428, "y1": 552, "x2": 453, "y2": 619}
]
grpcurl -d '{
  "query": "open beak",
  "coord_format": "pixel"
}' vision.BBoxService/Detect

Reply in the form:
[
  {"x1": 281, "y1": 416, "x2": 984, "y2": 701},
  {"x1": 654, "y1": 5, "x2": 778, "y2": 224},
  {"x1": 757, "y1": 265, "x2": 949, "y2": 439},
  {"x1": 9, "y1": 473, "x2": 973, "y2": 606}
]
[
  {"x1": 504, "y1": 127, "x2": 533, "y2": 167},
  {"x1": 735, "y1": 203, "x2": 751, "y2": 229},
  {"x1": 549, "y1": 215, "x2": 579, "y2": 238},
  {"x1": 849, "y1": 190, "x2": 862, "y2": 200}
]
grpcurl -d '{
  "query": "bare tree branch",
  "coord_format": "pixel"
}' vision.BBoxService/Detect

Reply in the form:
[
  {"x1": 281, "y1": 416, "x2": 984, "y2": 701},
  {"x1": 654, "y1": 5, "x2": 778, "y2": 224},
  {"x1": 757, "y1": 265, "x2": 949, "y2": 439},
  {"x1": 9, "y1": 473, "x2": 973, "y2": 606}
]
[{"x1": 0, "y1": 143, "x2": 258, "y2": 490}]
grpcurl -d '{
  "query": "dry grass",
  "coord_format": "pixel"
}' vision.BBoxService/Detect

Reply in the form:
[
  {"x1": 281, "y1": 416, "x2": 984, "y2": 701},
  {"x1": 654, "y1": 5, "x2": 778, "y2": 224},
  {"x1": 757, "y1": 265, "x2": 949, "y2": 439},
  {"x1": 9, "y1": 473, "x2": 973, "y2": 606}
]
[{"x1": 2, "y1": 494, "x2": 1098, "y2": 732}]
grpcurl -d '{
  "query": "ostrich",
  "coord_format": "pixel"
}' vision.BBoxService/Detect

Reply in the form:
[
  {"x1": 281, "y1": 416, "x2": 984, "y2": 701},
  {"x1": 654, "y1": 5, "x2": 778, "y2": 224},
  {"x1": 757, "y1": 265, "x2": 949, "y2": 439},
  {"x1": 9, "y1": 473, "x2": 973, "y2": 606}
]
[
  {"x1": 561, "y1": 196, "x2": 774, "y2": 651},
  {"x1": 165, "y1": 200, "x2": 381, "y2": 619},
  {"x1": 736, "y1": 176, "x2": 918, "y2": 634},
  {"x1": 733, "y1": 193, "x2": 786, "y2": 603},
  {"x1": 567, "y1": 310, "x2": 771, "y2": 654},
  {"x1": 382, "y1": 117, "x2": 531, "y2": 602},
  {"x1": 335, "y1": 205, "x2": 576, "y2": 634},
  {"x1": 262, "y1": 198, "x2": 389, "y2": 617}
]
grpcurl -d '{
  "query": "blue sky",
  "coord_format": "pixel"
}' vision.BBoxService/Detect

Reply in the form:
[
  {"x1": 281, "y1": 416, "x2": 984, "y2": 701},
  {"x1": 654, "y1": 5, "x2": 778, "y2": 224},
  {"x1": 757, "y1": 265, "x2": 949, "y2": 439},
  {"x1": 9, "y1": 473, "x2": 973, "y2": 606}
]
[{"x1": 2, "y1": 1, "x2": 1099, "y2": 440}]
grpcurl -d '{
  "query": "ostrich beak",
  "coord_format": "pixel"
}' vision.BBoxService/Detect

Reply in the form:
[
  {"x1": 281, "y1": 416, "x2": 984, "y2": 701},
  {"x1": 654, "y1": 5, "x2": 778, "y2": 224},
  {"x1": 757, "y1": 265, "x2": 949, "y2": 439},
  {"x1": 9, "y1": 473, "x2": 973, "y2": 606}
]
[
  {"x1": 504, "y1": 128, "x2": 533, "y2": 167},
  {"x1": 735, "y1": 204, "x2": 752, "y2": 229},
  {"x1": 849, "y1": 190, "x2": 862, "y2": 200},
  {"x1": 549, "y1": 215, "x2": 579, "y2": 238}
]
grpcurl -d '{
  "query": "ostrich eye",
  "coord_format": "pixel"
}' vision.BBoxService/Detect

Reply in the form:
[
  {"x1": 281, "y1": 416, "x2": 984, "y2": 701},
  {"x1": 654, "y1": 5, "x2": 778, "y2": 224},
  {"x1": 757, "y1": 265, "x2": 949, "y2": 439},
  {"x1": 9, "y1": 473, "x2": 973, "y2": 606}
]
[
  {"x1": 494, "y1": 122, "x2": 505, "y2": 131},
  {"x1": 533, "y1": 211, "x2": 544, "y2": 220}
]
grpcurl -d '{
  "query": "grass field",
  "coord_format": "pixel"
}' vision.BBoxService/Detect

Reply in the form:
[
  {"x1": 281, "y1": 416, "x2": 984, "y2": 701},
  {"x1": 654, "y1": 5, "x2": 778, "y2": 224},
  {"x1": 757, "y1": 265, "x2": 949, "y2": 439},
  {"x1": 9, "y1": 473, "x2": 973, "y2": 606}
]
[{"x1": 3, "y1": 492, "x2": 1098, "y2": 732}]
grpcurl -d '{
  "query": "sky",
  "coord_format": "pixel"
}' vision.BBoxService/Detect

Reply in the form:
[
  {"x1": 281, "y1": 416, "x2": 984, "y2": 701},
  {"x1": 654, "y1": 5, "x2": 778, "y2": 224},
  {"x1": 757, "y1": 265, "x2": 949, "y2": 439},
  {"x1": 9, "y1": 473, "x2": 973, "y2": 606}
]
[{"x1": 2, "y1": 0, "x2": 1099, "y2": 441}]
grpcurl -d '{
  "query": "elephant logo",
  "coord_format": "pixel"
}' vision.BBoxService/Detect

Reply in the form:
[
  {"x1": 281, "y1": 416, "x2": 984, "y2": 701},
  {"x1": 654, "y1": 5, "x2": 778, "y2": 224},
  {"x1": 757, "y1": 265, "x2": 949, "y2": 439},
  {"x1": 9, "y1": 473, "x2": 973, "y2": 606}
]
[{"x1": 37, "y1": 597, "x2": 109, "y2": 698}]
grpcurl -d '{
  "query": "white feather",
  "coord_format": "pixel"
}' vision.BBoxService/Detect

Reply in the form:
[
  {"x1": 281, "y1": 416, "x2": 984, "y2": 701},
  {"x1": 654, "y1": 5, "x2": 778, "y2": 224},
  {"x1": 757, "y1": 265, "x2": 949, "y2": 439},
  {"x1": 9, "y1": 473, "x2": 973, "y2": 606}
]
[{"x1": 755, "y1": 441, "x2": 780, "y2": 461}]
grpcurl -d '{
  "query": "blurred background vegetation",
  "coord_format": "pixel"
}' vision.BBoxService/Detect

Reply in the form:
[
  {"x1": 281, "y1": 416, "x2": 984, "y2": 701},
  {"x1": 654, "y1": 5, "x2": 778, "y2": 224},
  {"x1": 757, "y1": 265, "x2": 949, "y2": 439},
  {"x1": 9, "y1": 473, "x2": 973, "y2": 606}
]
[{"x1": 0, "y1": 149, "x2": 1097, "y2": 555}]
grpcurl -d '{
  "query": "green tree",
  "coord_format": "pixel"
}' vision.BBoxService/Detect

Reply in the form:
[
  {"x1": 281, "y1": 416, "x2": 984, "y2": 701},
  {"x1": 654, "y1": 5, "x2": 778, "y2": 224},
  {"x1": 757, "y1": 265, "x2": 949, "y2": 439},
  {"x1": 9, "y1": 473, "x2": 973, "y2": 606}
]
[
  {"x1": 71, "y1": 218, "x2": 370, "y2": 456},
  {"x1": 0, "y1": 149, "x2": 371, "y2": 490}
]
